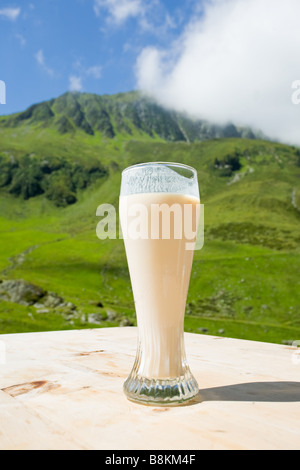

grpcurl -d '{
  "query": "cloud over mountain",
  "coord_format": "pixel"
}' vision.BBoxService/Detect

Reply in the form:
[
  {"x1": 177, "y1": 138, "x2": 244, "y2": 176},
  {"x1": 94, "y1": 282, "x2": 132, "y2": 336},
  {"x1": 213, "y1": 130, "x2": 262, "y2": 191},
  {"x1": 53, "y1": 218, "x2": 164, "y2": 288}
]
[{"x1": 136, "y1": 0, "x2": 300, "y2": 146}]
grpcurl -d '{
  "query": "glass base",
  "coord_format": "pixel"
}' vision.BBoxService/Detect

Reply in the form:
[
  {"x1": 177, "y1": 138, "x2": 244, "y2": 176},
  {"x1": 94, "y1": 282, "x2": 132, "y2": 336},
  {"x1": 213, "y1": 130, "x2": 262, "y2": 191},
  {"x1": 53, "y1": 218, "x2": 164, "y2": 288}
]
[{"x1": 123, "y1": 372, "x2": 199, "y2": 406}]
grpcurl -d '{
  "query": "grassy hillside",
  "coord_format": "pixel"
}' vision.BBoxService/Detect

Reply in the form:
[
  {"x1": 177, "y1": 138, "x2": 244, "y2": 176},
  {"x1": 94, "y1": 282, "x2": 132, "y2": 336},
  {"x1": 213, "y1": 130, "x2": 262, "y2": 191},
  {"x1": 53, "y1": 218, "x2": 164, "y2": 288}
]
[
  {"x1": 0, "y1": 90, "x2": 263, "y2": 142},
  {"x1": 0, "y1": 93, "x2": 299, "y2": 345}
]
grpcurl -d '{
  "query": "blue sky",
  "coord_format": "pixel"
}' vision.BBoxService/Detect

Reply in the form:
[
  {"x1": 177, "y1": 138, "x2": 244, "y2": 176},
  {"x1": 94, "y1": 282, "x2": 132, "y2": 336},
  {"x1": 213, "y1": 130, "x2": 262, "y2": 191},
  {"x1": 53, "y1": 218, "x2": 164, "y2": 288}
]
[
  {"x1": 1, "y1": 0, "x2": 300, "y2": 146},
  {"x1": 0, "y1": 0, "x2": 200, "y2": 115}
]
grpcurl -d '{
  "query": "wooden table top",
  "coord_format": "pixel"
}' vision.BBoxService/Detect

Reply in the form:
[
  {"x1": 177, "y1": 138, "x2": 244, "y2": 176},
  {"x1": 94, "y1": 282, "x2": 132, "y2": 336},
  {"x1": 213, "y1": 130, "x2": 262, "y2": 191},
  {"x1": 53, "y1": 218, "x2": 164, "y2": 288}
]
[{"x1": 0, "y1": 327, "x2": 299, "y2": 450}]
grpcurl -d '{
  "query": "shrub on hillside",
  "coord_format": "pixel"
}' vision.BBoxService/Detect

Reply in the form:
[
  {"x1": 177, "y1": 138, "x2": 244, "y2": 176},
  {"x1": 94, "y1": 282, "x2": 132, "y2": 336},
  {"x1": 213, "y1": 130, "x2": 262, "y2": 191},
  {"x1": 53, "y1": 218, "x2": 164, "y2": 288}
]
[
  {"x1": 45, "y1": 170, "x2": 77, "y2": 207},
  {"x1": 0, "y1": 154, "x2": 108, "y2": 206},
  {"x1": 9, "y1": 155, "x2": 44, "y2": 200},
  {"x1": 295, "y1": 149, "x2": 300, "y2": 167},
  {"x1": 214, "y1": 152, "x2": 242, "y2": 177},
  {"x1": 0, "y1": 154, "x2": 16, "y2": 187}
]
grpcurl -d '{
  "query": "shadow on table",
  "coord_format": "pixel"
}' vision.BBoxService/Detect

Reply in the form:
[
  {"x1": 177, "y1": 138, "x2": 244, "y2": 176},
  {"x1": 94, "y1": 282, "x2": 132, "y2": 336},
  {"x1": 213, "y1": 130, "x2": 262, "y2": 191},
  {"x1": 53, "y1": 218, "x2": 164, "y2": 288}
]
[{"x1": 193, "y1": 381, "x2": 300, "y2": 404}]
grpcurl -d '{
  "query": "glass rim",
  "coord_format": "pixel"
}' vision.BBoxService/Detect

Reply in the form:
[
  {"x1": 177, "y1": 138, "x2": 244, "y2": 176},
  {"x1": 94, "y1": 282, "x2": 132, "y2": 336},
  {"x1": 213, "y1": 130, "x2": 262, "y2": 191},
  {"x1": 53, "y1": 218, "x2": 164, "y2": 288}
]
[{"x1": 122, "y1": 161, "x2": 197, "y2": 178}]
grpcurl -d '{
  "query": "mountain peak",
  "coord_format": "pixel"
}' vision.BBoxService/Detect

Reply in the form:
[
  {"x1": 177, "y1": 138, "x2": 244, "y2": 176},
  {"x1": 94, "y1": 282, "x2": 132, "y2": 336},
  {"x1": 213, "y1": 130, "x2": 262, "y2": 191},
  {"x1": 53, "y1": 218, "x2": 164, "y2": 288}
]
[{"x1": 0, "y1": 90, "x2": 263, "y2": 142}]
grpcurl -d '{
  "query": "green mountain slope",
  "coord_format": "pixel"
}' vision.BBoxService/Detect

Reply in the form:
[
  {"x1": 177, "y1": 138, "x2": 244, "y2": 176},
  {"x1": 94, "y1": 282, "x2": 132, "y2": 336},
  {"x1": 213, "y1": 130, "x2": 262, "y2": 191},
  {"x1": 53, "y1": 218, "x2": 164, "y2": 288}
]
[
  {"x1": 0, "y1": 90, "x2": 263, "y2": 142},
  {"x1": 0, "y1": 91, "x2": 299, "y2": 345}
]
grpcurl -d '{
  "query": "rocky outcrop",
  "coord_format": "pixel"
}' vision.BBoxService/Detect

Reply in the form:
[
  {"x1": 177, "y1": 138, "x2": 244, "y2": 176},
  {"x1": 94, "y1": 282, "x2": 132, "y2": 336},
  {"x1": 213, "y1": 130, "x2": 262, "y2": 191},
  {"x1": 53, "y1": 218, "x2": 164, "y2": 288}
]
[
  {"x1": 0, "y1": 279, "x2": 134, "y2": 327},
  {"x1": 0, "y1": 279, "x2": 46, "y2": 306},
  {"x1": 0, "y1": 279, "x2": 75, "y2": 313}
]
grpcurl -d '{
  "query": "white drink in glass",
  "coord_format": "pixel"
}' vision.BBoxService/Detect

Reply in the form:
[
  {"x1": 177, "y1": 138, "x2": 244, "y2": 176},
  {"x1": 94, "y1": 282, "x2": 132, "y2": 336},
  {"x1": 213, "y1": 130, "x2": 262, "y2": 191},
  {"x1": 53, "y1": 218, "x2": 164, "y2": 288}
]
[{"x1": 120, "y1": 163, "x2": 200, "y2": 405}]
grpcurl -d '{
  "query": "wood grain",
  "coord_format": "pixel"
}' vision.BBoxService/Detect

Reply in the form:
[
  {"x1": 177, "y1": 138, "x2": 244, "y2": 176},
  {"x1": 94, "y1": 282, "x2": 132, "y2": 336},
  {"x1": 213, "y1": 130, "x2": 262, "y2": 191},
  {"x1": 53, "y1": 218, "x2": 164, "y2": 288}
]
[{"x1": 0, "y1": 327, "x2": 299, "y2": 450}]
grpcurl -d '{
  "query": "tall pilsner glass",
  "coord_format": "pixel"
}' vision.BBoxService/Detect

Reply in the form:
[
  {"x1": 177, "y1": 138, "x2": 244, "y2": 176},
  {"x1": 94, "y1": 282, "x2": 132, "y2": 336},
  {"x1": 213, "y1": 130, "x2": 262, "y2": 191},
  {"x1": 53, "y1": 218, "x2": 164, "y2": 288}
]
[{"x1": 120, "y1": 162, "x2": 200, "y2": 405}]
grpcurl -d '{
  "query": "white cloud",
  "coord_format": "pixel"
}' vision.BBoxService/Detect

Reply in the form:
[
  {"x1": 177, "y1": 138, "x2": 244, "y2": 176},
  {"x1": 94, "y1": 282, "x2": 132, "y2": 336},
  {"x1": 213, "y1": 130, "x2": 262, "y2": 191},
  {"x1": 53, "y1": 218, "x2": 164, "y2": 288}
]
[
  {"x1": 69, "y1": 62, "x2": 102, "y2": 91},
  {"x1": 35, "y1": 49, "x2": 54, "y2": 77},
  {"x1": 86, "y1": 65, "x2": 102, "y2": 79},
  {"x1": 136, "y1": 0, "x2": 300, "y2": 146},
  {"x1": 0, "y1": 7, "x2": 21, "y2": 21},
  {"x1": 35, "y1": 49, "x2": 45, "y2": 66},
  {"x1": 93, "y1": 0, "x2": 178, "y2": 43},
  {"x1": 69, "y1": 75, "x2": 83, "y2": 92},
  {"x1": 94, "y1": 0, "x2": 144, "y2": 24},
  {"x1": 15, "y1": 33, "x2": 26, "y2": 47}
]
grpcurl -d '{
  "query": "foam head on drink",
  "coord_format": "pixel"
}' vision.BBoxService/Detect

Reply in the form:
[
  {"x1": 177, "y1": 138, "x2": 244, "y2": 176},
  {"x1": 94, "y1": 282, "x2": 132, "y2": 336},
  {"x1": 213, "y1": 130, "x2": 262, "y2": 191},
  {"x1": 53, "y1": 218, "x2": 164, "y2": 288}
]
[{"x1": 120, "y1": 192, "x2": 200, "y2": 380}]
